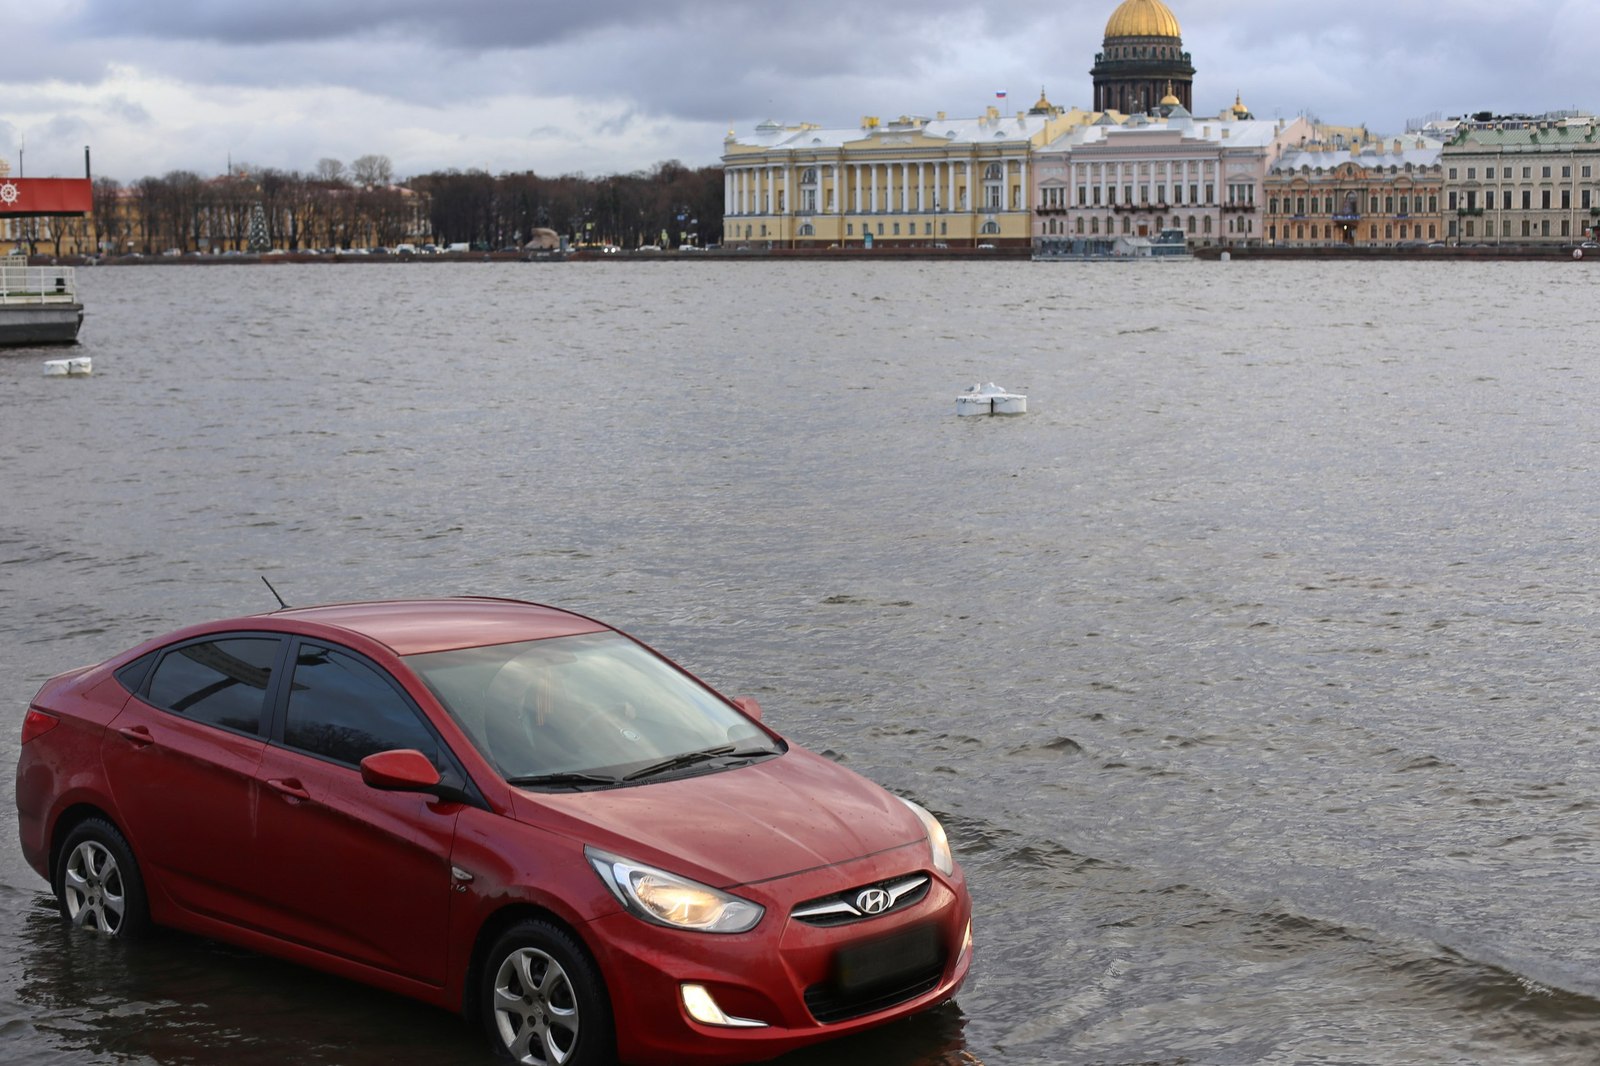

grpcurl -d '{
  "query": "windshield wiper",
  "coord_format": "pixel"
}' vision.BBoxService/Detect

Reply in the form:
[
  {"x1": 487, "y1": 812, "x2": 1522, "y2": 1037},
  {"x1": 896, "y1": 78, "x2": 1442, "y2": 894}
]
[
  {"x1": 624, "y1": 746, "x2": 775, "y2": 782},
  {"x1": 506, "y1": 771, "x2": 621, "y2": 789}
]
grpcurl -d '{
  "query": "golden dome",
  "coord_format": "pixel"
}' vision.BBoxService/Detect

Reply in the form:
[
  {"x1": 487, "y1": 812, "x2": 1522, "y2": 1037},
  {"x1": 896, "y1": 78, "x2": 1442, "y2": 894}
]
[{"x1": 1105, "y1": 0, "x2": 1182, "y2": 39}]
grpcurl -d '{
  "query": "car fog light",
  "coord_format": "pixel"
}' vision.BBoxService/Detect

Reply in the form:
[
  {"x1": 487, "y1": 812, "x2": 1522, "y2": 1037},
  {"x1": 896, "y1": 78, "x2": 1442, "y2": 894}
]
[{"x1": 681, "y1": 983, "x2": 768, "y2": 1028}]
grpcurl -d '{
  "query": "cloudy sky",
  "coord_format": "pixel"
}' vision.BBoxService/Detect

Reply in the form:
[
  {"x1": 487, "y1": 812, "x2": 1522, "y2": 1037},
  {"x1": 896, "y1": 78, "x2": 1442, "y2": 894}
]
[{"x1": 2, "y1": 0, "x2": 1594, "y2": 184}]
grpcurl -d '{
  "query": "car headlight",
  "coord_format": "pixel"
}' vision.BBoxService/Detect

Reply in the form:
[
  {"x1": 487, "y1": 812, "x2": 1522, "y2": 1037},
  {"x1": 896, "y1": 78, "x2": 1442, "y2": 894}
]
[
  {"x1": 586, "y1": 847, "x2": 764, "y2": 934},
  {"x1": 898, "y1": 797, "x2": 956, "y2": 876}
]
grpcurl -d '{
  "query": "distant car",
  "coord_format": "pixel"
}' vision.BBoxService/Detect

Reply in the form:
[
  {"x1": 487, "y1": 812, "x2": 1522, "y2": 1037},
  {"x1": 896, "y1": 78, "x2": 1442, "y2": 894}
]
[
  {"x1": 678, "y1": 245, "x2": 702, "y2": 252},
  {"x1": 17, "y1": 597, "x2": 972, "y2": 1066},
  {"x1": 1580, "y1": 241, "x2": 1599, "y2": 249},
  {"x1": 637, "y1": 244, "x2": 661, "y2": 252},
  {"x1": 976, "y1": 243, "x2": 995, "y2": 249}
]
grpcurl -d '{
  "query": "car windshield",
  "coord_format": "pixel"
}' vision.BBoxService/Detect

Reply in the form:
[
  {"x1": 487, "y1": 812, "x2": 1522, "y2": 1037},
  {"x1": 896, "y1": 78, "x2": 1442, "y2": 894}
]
[{"x1": 406, "y1": 632, "x2": 779, "y2": 786}]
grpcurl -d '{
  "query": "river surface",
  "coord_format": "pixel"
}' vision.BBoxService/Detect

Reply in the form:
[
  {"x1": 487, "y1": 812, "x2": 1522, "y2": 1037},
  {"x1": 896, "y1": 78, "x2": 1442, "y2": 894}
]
[{"x1": 4, "y1": 257, "x2": 1600, "y2": 1065}]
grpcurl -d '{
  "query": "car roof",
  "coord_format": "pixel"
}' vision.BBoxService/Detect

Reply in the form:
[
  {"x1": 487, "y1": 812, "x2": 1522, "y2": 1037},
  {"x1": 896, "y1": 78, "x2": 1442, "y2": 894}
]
[{"x1": 266, "y1": 597, "x2": 610, "y2": 656}]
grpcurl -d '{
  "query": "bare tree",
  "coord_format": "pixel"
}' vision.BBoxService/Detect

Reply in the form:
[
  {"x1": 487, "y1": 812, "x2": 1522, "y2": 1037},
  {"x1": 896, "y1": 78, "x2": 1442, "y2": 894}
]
[
  {"x1": 315, "y1": 158, "x2": 347, "y2": 183},
  {"x1": 351, "y1": 154, "x2": 394, "y2": 188}
]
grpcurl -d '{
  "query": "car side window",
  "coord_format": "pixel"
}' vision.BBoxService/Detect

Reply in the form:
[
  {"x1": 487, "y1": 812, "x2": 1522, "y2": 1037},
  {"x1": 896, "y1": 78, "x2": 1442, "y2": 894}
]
[
  {"x1": 145, "y1": 637, "x2": 280, "y2": 736},
  {"x1": 283, "y1": 642, "x2": 441, "y2": 767}
]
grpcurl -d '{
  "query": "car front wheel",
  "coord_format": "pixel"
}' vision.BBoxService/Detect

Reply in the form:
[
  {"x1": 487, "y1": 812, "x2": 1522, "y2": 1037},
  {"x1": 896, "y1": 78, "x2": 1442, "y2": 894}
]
[
  {"x1": 54, "y1": 817, "x2": 150, "y2": 938},
  {"x1": 481, "y1": 919, "x2": 615, "y2": 1066}
]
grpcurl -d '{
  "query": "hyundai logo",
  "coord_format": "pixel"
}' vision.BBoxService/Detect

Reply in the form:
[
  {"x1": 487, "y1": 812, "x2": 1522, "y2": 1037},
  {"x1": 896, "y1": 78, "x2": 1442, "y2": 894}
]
[{"x1": 855, "y1": 887, "x2": 892, "y2": 915}]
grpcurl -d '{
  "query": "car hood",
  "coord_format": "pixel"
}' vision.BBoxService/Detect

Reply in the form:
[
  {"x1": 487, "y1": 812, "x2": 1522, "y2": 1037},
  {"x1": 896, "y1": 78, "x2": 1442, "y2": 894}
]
[{"x1": 514, "y1": 747, "x2": 926, "y2": 888}]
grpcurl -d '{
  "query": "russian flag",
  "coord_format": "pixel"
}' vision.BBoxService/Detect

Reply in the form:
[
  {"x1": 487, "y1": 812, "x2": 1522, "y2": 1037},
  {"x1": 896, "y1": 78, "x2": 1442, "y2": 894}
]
[{"x1": 995, "y1": 90, "x2": 1007, "y2": 100}]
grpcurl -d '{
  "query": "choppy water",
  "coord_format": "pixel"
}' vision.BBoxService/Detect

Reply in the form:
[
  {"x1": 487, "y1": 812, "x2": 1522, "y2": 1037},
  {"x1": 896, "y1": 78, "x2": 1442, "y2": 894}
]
[{"x1": 4, "y1": 257, "x2": 1600, "y2": 1065}]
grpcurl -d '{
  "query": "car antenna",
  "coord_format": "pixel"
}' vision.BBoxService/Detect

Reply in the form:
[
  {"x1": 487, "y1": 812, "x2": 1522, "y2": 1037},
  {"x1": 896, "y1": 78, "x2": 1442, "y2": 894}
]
[{"x1": 261, "y1": 575, "x2": 290, "y2": 610}]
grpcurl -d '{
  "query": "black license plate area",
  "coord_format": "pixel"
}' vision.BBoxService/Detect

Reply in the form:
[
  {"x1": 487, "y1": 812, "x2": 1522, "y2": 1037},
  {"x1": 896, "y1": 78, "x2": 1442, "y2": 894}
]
[{"x1": 832, "y1": 923, "x2": 940, "y2": 994}]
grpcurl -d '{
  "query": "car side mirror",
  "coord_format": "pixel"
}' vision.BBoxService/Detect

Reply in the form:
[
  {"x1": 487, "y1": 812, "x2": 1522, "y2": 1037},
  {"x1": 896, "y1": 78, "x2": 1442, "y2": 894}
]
[
  {"x1": 732, "y1": 696, "x2": 763, "y2": 722},
  {"x1": 361, "y1": 749, "x2": 443, "y2": 792}
]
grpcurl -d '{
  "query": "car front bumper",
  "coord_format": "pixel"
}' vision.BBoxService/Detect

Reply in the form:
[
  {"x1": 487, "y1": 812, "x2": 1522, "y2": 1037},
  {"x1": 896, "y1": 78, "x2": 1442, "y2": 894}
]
[{"x1": 585, "y1": 849, "x2": 972, "y2": 1065}]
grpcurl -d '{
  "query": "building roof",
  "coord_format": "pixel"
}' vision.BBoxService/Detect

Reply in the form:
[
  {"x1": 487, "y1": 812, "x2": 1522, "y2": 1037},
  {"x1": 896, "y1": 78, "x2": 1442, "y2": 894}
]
[
  {"x1": 1446, "y1": 122, "x2": 1599, "y2": 150},
  {"x1": 1105, "y1": 0, "x2": 1182, "y2": 39},
  {"x1": 725, "y1": 108, "x2": 1092, "y2": 156},
  {"x1": 1046, "y1": 115, "x2": 1301, "y2": 153},
  {"x1": 1271, "y1": 139, "x2": 1442, "y2": 174}
]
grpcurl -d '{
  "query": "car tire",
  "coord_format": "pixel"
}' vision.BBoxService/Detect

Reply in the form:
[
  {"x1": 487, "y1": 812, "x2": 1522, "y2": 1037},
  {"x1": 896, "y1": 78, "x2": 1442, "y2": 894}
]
[
  {"x1": 480, "y1": 919, "x2": 615, "y2": 1066},
  {"x1": 54, "y1": 817, "x2": 151, "y2": 938}
]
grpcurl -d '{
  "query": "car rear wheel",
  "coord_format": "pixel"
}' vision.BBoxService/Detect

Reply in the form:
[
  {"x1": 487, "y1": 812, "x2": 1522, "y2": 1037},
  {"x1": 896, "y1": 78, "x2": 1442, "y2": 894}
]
[
  {"x1": 481, "y1": 919, "x2": 614, "y2": 1066},
  {"x1": 54, "y1": 818, "x2": 150, "y2": 938}
]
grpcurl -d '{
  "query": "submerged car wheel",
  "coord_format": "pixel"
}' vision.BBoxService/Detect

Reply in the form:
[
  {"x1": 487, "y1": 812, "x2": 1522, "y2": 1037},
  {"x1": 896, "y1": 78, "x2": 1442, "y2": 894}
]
[
  {"x1": 482, "y1": 919, "x2": 614, "y2": 1066},
  {"x1": 54, "y1": 818, "x2": 150, "y2": 938}
]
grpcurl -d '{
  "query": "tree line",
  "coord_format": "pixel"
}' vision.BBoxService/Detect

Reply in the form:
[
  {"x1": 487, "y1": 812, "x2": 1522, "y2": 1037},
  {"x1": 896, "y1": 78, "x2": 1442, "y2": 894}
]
[{"x1": 75, "y1": 156, "x2": 725, "y2": 256}]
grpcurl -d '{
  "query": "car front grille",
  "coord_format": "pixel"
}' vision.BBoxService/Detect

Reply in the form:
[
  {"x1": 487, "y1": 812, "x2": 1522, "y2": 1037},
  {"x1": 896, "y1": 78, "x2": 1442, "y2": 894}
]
[
  {"x1": 790, "y1": 873, "x2": 931, "y2": 927},
  {"x1": 803, "y1": 960, "x2": 945, "y2": 1024}
]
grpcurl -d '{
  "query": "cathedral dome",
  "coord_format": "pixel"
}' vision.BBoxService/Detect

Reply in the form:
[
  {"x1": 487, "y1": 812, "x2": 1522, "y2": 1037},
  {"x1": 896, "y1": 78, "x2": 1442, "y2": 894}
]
[{"x1": 1104, "y1": 0, "x2": 1182, "y2": 39}]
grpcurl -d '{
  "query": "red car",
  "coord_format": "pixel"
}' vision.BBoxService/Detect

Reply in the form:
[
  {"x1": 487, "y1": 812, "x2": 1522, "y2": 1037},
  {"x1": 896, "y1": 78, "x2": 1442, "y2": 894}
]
[{"x1": 15, "y1": 597, "x2": 972, "y2": 1065}]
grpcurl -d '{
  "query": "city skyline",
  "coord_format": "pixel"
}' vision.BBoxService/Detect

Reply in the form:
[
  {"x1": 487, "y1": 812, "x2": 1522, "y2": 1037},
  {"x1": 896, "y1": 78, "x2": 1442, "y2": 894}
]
[{"x1": 2, "y1": 0, "x2": 1595, "y2": 184}]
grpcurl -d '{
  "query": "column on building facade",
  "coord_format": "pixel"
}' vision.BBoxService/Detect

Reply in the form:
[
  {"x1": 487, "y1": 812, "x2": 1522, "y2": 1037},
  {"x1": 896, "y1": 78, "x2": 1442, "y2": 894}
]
[
  {"x1": 1018, "y1": 159, "x2": 1028, "y2": 212},
  {"x1": 853, "y1": 165, "x2": 863, "y2": 215}
]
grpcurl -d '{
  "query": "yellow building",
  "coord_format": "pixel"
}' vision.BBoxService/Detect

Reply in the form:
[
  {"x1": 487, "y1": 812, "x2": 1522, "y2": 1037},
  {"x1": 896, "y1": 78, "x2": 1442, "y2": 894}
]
[
  {"x1": 1264, "y1": 137, "x2": 1445, "y2": 247},
  {"x1": 722, "y1": 100, "x2": 1099, "y2": 249}
]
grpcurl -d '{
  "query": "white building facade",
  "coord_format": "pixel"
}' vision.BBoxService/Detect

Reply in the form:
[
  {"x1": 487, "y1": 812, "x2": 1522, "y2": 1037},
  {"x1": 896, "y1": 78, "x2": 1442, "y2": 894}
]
[{"x1": 1033, "y1": 110, "x2": 1314, "y2": 248}]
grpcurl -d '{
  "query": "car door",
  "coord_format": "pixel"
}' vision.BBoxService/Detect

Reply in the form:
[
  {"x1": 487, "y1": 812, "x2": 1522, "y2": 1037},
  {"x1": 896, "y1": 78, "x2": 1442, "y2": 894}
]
[
  {"x1": 102, "y1": 634, "x2": 283, "y2": 926},
  {"x1": 252, "y1": 638, "x2": 463, "y2": 986}
]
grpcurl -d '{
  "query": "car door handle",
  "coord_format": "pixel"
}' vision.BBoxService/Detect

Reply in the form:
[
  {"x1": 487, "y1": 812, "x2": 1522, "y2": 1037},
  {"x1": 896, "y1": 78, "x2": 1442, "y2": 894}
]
[
  {"x1": 266, "y1": 778, "x2": 310, "y2": 802},
  {"x1": 117, "y1": 725, "x2": 154, "y2": 747}
]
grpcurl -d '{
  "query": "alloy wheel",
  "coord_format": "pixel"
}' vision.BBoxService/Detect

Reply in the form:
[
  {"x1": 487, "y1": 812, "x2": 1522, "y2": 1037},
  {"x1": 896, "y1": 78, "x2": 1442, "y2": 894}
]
[
  {"x1": 492, "y1": 946, "x2": 581, "y2": 1065},
  {"x1": 62, "y1": 839, "x2": 127, "y2": 935}
]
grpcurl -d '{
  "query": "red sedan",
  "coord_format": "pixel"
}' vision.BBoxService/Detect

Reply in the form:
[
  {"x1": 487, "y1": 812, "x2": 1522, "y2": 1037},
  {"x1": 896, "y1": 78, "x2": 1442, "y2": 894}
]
[{"x1": 14, "y1": 597, "x2": 972, "y2": 1065}]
